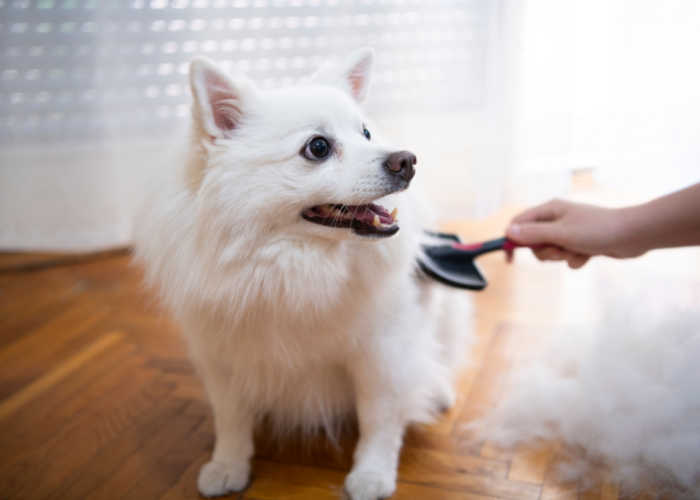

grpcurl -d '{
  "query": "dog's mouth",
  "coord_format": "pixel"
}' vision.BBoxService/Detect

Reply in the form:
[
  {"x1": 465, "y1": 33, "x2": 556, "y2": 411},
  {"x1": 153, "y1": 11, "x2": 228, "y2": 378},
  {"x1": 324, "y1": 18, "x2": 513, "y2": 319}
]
[{"x1": 301, "y1": 203, "x2": 399, "y2": 238}]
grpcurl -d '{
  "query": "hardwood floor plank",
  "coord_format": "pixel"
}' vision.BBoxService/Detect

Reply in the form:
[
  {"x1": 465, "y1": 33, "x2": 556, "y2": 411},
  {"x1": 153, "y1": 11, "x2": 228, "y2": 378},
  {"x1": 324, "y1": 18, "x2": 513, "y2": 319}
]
[
  {"x1": 541, "y1": 483, "x2": 580, "y2": 500},
  {"x1": 400, "y1": 471, "x2": 541, "y2": 500},
  {"x1": 0, "y1": 337, "x2": 139, "y2": 455},
  {"x1": 158, "y1": 451, "x2": 211, "y2": 500},
  {"x1": 0, "y1": 241, "x2": 673, "y2": 499},
  {"x1": 120, "y1": 410, "x2": 212, "y2": 500},
  {"x1": 51, "y1": 399, "x2": 197, "y2": 500},
  {"x1": 0, "y1": 302, "x2": 111, "y2": 398},
  {"x1": 244, "y1": 459, "x2": 345, "y2": 500},
  {"x1": 480, "y1": 441, "x2": 516, "y2": 461},
  {"x1": 84, "y1": 401, "x2": 208, "y2": 500},
  {"x1": 0, "y1": 331, "x2": 122, "y2": 420},
  {"x1": 0, "y1": 269, "x2": 83, "y2": 348},
  {"x1": 601, "y1": 481, "x2": 620, "y2": 500},
  {"x1": 399, "y1": 447, "x2": 508, "y2": 481},
  {"x1": 508, "y1": 443, "x2": 557, "y2": 484},
  {"x1": 540, "y1": 463, "x2": 581, "y2": 500},
  {"x1": 393, "y1": 483, "x2": 501, "y2": 500},
  {"x1": 0, "y1": 343, "x2": 143, "y2": 458},
  {"x1": 581, "y1": 486, "x2": 603, "y2": 500},
  {"x1": 0, "y1": 373, "x2": 176, "y2": 499}
]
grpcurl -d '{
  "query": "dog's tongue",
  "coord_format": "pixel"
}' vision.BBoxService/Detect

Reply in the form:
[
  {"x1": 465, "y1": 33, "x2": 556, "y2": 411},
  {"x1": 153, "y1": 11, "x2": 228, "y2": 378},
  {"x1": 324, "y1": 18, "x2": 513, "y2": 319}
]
[{"x1": 355, "y1": 204, "x2": 394, "y2": 225}]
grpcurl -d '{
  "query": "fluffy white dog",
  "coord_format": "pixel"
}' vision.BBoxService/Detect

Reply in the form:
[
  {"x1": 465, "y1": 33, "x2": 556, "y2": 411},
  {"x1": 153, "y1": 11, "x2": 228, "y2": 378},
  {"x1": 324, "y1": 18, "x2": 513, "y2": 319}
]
[{"x1": 134, "y1": 49, "x2": 470, "y2": 500}]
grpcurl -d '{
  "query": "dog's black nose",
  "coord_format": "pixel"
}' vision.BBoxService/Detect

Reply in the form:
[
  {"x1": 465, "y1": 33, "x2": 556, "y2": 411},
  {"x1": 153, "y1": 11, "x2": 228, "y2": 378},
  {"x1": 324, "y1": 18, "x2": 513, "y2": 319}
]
[{"x1": 383, "y1": 151, "x2": 417, "y2": 182}]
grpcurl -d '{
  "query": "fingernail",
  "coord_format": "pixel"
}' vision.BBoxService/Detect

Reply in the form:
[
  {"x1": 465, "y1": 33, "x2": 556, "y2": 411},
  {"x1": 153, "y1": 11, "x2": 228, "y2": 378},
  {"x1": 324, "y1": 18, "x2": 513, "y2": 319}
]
[{"x1": 508, "y1": 224, "x2": 520, "y2": 236}]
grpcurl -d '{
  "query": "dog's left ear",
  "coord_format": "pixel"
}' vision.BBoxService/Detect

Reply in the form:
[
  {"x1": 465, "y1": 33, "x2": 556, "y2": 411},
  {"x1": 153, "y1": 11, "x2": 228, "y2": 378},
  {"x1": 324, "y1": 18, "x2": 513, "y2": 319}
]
[
  {"x1": 313, "y1": 48, "x2": 374, "y2": 102},
  {"x1": 189, "y1": 57, "x2": 256, "y2": 139}
]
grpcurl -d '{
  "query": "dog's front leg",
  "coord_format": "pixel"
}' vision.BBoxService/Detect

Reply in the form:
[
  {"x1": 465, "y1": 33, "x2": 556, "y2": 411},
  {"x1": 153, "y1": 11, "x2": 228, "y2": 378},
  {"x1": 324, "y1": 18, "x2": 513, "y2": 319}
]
[
  {"x1": 195, "y1": 363, "x2": 255, "y2": 497},
  {"x1": 345, "y1": 363, "x2": 406, "y2": 500}
]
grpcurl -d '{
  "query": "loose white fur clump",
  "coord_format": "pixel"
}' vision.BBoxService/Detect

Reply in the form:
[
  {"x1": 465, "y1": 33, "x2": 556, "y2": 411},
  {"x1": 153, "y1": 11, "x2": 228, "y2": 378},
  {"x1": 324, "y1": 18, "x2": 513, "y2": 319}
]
[{"x1": 477, "y1": 283, "x2": 700, "y2": 497}]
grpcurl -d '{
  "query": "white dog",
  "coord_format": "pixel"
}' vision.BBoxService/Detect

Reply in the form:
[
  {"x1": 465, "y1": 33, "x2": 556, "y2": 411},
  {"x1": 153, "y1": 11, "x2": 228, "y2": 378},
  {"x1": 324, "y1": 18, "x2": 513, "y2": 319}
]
[{"x1": 134, "y1": 49, "x2": 470, "y2": 500}]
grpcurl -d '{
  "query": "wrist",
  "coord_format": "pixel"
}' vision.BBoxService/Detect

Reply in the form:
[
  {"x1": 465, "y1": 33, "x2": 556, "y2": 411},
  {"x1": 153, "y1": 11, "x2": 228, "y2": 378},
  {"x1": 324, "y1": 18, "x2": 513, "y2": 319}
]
[{"x1": 612, "y1": 204, "x2": 653, "y2": 257}]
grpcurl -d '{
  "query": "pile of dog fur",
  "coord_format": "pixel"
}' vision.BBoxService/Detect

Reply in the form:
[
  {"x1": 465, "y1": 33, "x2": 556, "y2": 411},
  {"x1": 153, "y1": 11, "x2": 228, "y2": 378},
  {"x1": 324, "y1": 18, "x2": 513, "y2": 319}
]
[{"x1": 474, "y1": 265, "x2": 700, "y2": 498}]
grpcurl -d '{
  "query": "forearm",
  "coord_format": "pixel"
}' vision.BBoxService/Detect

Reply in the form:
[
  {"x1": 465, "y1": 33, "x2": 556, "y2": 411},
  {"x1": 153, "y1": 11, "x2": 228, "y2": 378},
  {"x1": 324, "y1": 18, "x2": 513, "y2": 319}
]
[{"x1": 617, "y1": 182, "x2": 700, "y2": 254}]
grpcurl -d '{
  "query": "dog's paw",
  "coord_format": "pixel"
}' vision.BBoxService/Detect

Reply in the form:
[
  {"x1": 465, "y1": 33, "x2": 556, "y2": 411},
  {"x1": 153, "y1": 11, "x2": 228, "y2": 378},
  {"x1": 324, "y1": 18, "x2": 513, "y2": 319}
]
[
  {"x1": 197, "y1": 460, "x2": 250, "y2": 497},
  {"x1": 343, "y1": 468, "x2": 396, "y2": 500}
]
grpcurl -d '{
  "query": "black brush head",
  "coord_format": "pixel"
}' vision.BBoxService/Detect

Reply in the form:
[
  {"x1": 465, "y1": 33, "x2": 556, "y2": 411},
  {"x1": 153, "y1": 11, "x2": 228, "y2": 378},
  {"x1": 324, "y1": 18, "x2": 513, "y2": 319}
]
[{"x1": 418, "y1": 244, "x2": 488, "y2": 291}]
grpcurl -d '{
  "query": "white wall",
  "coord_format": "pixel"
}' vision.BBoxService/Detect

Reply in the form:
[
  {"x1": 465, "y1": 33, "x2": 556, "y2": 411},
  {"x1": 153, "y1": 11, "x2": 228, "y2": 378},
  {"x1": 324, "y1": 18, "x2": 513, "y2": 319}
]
[{"x1": 0, "y1": 141, "x2": 173, "y2": 251}]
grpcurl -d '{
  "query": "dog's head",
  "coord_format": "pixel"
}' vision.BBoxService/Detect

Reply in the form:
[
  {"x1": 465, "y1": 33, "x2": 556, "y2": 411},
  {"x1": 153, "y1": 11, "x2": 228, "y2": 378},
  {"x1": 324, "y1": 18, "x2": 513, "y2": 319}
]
[{"x1": 188, "y1": 49, "x2": 416, "y2": 241}]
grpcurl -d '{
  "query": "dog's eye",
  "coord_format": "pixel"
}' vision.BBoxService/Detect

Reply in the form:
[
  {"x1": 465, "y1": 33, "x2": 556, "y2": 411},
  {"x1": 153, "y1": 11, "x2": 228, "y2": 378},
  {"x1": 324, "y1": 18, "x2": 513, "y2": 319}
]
[
  {"x1": 303, "y1": 136, "x2": 332, "y2": 161},
  {"x1": 363, "y1": 125, "x2": 371, "y2": 141}
]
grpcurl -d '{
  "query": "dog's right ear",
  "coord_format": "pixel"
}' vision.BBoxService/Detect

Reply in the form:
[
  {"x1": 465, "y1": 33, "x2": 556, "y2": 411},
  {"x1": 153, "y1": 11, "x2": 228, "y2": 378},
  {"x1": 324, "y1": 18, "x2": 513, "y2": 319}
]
[
  {"x1": 189, "y1": 57, "x2": 254, "y2": 139},
  {"x1": 311, "y1": 48, "x2": 374, "y2": 103}
]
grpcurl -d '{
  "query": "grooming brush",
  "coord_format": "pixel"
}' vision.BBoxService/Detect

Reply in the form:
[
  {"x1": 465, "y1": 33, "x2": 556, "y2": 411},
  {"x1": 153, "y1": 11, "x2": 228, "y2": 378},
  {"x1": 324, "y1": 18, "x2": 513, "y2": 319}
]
[{"x1": 419, "y1": 232, "x2": 540, "y2": 290}]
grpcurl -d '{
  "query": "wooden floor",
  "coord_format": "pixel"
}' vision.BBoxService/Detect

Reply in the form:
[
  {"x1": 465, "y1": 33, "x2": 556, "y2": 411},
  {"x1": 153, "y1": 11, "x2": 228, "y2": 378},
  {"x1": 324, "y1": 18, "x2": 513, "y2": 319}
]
[{"x1": 1, "y1": 208, "x2": 694, "y2": 500}]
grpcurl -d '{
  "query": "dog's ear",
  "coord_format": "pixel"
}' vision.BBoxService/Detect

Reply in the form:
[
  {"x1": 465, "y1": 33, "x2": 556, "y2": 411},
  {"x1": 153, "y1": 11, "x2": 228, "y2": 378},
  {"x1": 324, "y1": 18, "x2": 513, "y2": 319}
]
[
  {"x1": 189, "y1": 57, "x2": 255, "y2": 139},
  {"x1": 313, "y1": 48, "x2": 374, "y2": 102}
]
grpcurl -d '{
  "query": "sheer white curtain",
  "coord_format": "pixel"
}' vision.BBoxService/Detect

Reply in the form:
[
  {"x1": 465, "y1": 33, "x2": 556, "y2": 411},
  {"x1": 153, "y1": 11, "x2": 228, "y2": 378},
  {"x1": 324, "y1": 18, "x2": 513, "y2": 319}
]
[
  {"x1": 2, "y1": 1, "x2": 697, "y2": 250},
  {"x1": 508, "y1": 0, "x2": 700, "y2": 204},
  {"x1": 0, "y1": 0, "x2": 513, "y2": 250}
]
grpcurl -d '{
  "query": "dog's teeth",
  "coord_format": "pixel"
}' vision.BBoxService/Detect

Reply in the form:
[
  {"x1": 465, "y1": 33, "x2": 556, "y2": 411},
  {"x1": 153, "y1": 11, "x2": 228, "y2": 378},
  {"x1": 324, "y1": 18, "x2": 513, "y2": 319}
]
[
  {"x1": 390, "y1": 208, "x2": 398, "y2": 221},
  {"x1": 373, "y1": 214, "x2": 381, "y2": 227}
]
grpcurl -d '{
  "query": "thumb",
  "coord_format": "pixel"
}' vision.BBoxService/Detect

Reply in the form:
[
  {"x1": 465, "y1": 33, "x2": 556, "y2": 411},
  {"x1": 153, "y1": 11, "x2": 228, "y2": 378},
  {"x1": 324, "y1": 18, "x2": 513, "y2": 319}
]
[{"x1": 506, "y1": 221, "x2": 563, "y2": 246}]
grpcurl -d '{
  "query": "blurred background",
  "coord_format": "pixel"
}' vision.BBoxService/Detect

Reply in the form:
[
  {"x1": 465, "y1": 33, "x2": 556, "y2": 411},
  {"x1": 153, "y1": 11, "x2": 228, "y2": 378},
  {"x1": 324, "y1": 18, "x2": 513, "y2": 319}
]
[{"x1": 1, "y1": 0, "x2": 699, "y2": 250}]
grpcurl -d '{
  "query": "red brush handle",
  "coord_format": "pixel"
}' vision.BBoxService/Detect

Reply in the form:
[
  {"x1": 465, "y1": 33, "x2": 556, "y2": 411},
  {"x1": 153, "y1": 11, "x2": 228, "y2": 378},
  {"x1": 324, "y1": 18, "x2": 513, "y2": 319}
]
[
  {"x1": 451, "y1": 237, "x2": 545, "y2": 255},
  {"x1": 451, "y1": 242, "x2": 486, "y2": 251},
  {"x1": 502, "y1": 239, "x2": 546, "y2": 251}
]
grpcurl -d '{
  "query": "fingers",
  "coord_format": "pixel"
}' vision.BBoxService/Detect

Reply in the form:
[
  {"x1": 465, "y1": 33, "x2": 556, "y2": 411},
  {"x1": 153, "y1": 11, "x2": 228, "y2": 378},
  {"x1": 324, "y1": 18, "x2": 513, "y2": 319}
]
[
  {"x1": 504, "y1": 247, "x2": 514, "y2": 263},
  {"x1": 507, "y1": 201, "x2": 572, "y2": 246},
  {"x1": 532, "y1": 246, "x2": 567, "y2": 261},
  {"x1": 531, "y1": 247, "x2": 590, "y2": 269},
  {"x1": 507, "y1": 198, "x2": 595, "y2": 269},
  {"x1": 567, "y1": 254, "x2": 589, "y2": 269},
  {"x1": 510, "y1": 199, "x2": 566, "y2": 224},
  {"x1": 506, "y1": 221, "x2": 562, "y2": 246}
]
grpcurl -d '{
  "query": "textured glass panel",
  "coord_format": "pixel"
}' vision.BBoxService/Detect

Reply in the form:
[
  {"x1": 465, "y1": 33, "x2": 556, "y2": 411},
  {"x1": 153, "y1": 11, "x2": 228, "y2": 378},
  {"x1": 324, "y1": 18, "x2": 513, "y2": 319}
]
[{"x1": 0, "y1": 0, "x2": 490, "y2": 146}]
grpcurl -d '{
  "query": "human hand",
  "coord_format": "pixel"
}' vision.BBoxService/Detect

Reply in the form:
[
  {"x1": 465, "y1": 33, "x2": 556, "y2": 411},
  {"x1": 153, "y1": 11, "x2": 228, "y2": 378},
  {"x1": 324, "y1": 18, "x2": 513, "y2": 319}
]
[{"x1": 505, "y1": 199, "x2": 645, "y2": 269}]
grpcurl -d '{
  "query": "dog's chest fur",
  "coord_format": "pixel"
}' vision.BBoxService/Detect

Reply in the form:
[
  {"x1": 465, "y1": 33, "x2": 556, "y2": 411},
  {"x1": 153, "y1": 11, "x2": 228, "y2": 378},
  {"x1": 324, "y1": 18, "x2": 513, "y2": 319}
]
[
  {"x1": 137, "y1": 185, "x2": 424, "y2": 427},
  {"x1": 189, "y1": 237, "x2": 422, "y2": 433}
]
